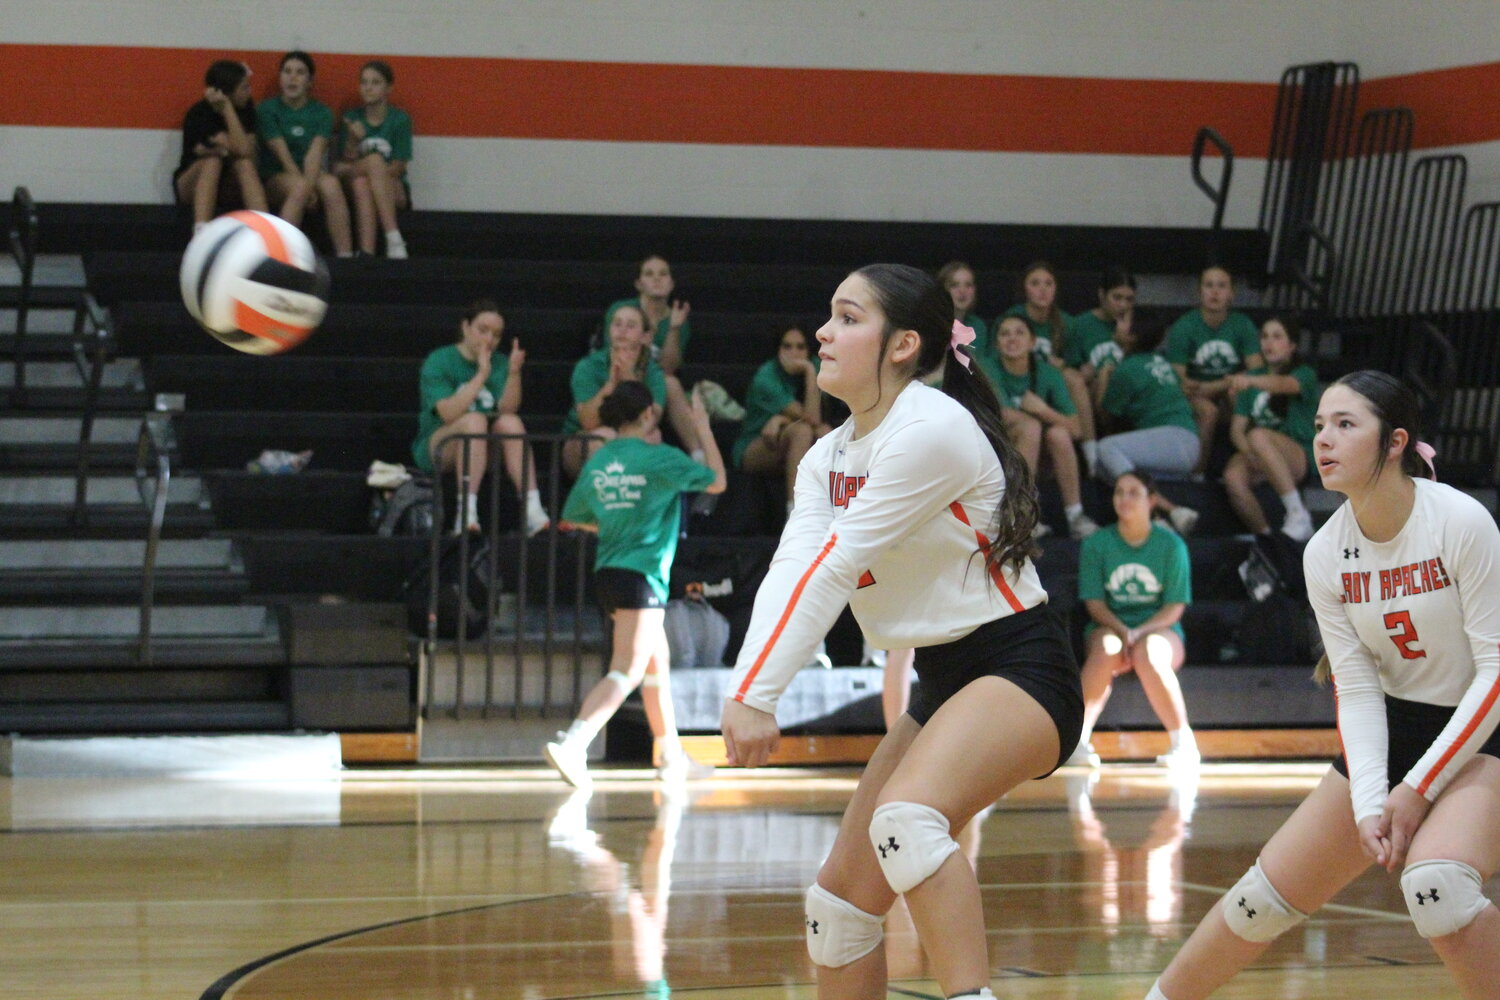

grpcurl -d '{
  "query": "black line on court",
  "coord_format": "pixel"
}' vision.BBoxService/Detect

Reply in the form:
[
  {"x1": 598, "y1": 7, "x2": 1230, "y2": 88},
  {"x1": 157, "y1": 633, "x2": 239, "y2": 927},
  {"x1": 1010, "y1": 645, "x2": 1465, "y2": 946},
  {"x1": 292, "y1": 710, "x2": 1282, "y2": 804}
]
[
  {"x1": 889, "y1": 987, "x2": 943, "y2": 999},
  {"x1": 1364, "y1": 954, "x2": 1414, "y2": 965},
  {"x1": 196, "y1": 891, "x2": 587, "y2": 1000}
]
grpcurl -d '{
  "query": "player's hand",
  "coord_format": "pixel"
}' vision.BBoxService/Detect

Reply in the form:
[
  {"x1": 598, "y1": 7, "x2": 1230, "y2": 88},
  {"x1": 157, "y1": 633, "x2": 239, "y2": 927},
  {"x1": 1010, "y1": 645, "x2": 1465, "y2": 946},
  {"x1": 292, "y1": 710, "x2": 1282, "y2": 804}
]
[
  {"x1": 1019, "y1": 390, "x2": 1048, "y2": 416},
  {"x1": 205, "y1": 86, "x2": 232, "y2": 113},
  {"x1": 1357, "y1": 814, "x2": 1394, "y2": 868},
  {"x1": 474, "y1": 343, "x2": 493, "y2": 381},
  {"x1": 346, "y1": 118, "x2": 367, "y2": 142},
  {"x1": 1377, "y1": 784, "x2": 1431, "y2": 873},
  {"x1": 721, "y1": 698, "x2": 780, "y2": 768},
  {"x1": 669, "y1": 298, "x2": 691, "y2": 330}
]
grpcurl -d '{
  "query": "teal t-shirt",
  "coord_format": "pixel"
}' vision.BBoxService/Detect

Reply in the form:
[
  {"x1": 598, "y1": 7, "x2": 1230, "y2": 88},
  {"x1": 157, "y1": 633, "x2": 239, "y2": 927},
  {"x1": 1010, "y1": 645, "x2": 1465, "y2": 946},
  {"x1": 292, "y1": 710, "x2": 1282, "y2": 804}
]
[
  {"x1": 603, "y1": 297, "x2": 692, "y2": 356},
  {"x1": 562, "y1": 437, "x2": 716, "y2": 601},
  {"x1": 1066, "y1": 311, "x2": 1125, "y2": 371},
  {"x1": 1165, "y1": 309, "x2": 1261, "y2": 381},
  {"x1": 562, "y1": 349, "x2": 669, "y2": 435},
  {"x1": 412, "y1": 344, "x2": 511, "y2": 470},
  {"x1": 975, "y1": 355, "x2": 1075, "y2": 416},
  {"x1": 341, "y1": 105, "x2": 413, "y2": 162},
  {"x1": 1100, "y1": 353, "x2": 1197, "y2": 434},
  {"x1": 257, "y1": 96, "x2": 335, "y2": 178},
  {"x1": 733, "y1": 358, "x2": 819, "y2": 467},
  {"x1": 1001, "y1": 304, "x2": 1072, "y2": 363},
  {"x1": 1078, "y1": 522, "x2": 1191, "y2": 636},
  {"x1": 1235, "y1": 364, "x2": 1320, "y2": 466}
]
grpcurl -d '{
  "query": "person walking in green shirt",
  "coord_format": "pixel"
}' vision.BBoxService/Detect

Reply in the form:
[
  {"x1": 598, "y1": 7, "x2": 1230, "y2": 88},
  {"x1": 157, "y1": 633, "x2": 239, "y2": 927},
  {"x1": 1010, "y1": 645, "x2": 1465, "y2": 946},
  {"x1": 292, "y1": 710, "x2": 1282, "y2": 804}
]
[
  {"x1": 979, "y1": 316, "x2": 1097, "y2": 539},
  {"x1": 413, "y1": 299, "x2": 550, "y2": 536},
  {"x1": 334, "y1": 60, "x2": 411, "y2": 259},
  {"x1": 735, "y1": 325, "x2": 831, "y2": 509},
  {"x1": 545, "y1": 382, "x2": 726, "y2": 788},
  {"x1": 1069, "y1": 470, "x2": 1197, "y2": 769},
  {"x1": 257, "y1": 50, "x2": 352, "y2": 256},
  {"x1": 1165, "y1": 266, "x2": 1264, "y2": 476},
  {"x1": 1222, "y1": 316, "x2": 1320, "y2": 541}
]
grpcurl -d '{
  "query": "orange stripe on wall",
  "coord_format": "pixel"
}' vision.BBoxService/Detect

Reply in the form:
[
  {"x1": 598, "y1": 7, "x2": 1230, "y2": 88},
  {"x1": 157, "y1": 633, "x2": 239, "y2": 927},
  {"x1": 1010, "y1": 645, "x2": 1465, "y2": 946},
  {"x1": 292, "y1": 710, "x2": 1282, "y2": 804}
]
[
  {"x1": 0, "y1": 43, "x2": 1274, "y2": 157},
  {"x1": 1361, "y1": 60, "x2": 1500, "y2": 150}
]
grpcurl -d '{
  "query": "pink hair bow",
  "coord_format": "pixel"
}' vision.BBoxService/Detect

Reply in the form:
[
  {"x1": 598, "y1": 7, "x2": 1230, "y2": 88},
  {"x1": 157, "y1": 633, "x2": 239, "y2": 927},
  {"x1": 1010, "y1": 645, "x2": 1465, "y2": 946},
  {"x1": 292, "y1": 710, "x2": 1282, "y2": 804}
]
[
  {"x1": 1415, "y1": 440, "x2": 1437, "y2": 480},
  {"x1": 950, "y1": 320, "x2": 976, "y2": 372}
]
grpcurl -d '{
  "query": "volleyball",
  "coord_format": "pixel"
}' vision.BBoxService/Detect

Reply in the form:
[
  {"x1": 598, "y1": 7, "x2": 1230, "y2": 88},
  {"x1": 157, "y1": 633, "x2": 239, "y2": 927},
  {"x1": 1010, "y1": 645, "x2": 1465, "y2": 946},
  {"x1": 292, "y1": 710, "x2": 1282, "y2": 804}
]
[{"x1": 179, "y1": 210, "x2": 330, "y2": 354}]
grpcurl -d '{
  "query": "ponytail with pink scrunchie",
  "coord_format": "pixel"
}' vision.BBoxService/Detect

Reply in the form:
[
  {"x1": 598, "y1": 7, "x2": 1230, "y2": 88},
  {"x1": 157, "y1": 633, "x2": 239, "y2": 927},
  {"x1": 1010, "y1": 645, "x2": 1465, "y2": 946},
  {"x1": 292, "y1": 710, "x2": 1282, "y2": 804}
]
[
  {"x1": 1414, "y1": 440, "x2": 1437, "y2": 480},
  {"x1": 950, "y1": 319, "x2": 976, "y2": 372}
]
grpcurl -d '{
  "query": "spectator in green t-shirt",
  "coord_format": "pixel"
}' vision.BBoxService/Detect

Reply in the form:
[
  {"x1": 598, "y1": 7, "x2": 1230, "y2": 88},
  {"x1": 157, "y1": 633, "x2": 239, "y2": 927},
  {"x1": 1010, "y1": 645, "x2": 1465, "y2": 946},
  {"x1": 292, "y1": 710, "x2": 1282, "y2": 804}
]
[
  {"x1": 1165, "y1": 266, "x2": 1264, "y2": 476},
  {"x1": 601, "y1": 256, "x2": 704, "y2": 461},
  {"x1": 1068, "y1": 470, "x2": 1197, "y2": 770},
  {"x1": 1001, "y1": 261, "x2": 1099, "y2": 480},
  {"x1": 334, "y1": 60, "x2": 411, "y2": 259},
  {"x1": 414, "y1": 299, "x2": 550, "y2": 536},
  {"x1": 562, "y1": 304, "x2": 670, "y2": 479},
  {"x1": 1065, "y1": 267, "x2": 1138, "y2": 477},
  {"x1": 1222, "y1": 315, "x2": 1320, "y2": 541},
  {"x1": 545, "y1": 381, "x2": 726, "y2": 788},
  {"x1": 735, "y1": 325, "x2": 832, "y2": 506},
  {"x1": 257, "y1": 50, "x2": 352, "y2": 257},
  {"x1": 981, "y1": 316, "x2": 1097, "y2": 540}
]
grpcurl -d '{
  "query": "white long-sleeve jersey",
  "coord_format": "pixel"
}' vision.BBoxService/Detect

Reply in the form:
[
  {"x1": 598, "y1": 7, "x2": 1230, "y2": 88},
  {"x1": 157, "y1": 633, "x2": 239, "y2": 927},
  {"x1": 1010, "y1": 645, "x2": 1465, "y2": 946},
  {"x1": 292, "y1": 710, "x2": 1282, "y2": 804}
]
[
  {"x1": 1304, "y1": 478, "x2": 1500, "y2": 822},
  {"x1": 727, "y1": 382, "x2": 1048, "y2": 714}
]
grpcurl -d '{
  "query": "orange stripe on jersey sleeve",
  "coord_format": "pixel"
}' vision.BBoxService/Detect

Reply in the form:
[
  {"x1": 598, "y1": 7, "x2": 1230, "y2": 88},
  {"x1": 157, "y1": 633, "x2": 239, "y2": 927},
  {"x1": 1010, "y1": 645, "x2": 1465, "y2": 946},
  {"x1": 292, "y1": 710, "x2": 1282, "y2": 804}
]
[
  {"x1": 1413, "y1": 652, "x2": 1500, "y2": 797},
  {"x1": 948, "y1": 501, "x2": 1025, "y2": 613},
  {"x1": 733, "y1": 535, "x2": 838, "y2": 703}
]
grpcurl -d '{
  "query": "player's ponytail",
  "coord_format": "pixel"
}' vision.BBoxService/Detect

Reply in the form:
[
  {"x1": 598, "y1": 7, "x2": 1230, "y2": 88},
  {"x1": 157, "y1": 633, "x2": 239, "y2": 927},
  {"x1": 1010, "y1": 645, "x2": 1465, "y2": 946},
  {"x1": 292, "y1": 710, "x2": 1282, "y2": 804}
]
[{"x1": 854, "y1": 264, "x2": 1039, "y2": 574}]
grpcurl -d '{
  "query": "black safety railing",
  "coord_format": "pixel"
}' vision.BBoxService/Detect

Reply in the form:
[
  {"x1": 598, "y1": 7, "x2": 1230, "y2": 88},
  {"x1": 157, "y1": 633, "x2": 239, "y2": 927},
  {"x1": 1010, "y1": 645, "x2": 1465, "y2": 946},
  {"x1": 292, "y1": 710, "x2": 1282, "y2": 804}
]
[
  {"x1": 422, "y1": 430, "x2": 605, "y2": 720},
  {"x1": 69, "y1": 294, "x2": 117, "y2": 528},
  {"x1": 134, "y1": 406, "x2": 179, "y2": 666},
  {"x1": 1329, "y1": 107, "x2": 1413, "y2": 318},
  {"x1": 7, "y1": 186, "x2": 38, "y2": 406},
  {"x1": 1190, "y1": 127, "x2": 1234, "y2": 236}
]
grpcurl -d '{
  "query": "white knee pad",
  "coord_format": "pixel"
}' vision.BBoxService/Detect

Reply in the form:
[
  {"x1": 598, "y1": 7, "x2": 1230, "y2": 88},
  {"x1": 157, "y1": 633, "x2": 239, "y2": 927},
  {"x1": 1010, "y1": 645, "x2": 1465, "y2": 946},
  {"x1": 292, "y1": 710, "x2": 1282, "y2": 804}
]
[
  {"x1": 868, "y1": 801, "x2": 959, "y2": 894},
  {"x1": 1221, "y1": 860, "x2": 1306, "y2": 943},
  {"x1": 604, "y1": 670, "x2": 635, "y2": 693},
  {"x1": 1401, "y1": 859, "x2": 1492, "y2": 938},
  {"x1": 804, "y1": 883, "x2": 884, "y2": 967}
]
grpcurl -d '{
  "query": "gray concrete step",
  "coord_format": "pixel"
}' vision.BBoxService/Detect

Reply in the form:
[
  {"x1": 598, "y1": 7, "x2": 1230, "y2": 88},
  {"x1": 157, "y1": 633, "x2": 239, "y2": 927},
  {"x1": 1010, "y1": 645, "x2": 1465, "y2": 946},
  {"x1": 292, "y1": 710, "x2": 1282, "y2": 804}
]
[
  {"x1": 0, "y1": 603, "x2": 275, "y2": 642},
  {"x1": 0, "y1": 474, "x2": 205, "y2": 507},
  {"x1": 0, "y1": 359, "x2": 143, "y2": 390},
  {"x1": 0, "y1": 538, "x2": 237, "y2": 572}
]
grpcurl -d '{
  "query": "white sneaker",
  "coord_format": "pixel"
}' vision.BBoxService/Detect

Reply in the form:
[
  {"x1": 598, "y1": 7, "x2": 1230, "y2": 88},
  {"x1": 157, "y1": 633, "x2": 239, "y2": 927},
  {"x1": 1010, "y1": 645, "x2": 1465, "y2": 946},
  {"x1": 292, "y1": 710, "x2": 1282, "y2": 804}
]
[
  {"x1": 1167, "y1": 506, "x2": 1199, "y2": 536},
  {"x1": 657, "y1": 751, "x2": 716, "y2": 782},
  {"x1": 454, "y1": 495, "x2": 480, "y2": 535},
  {"x1": 525, "y1": 498, "x2": 551, "y2": 537},
  {"x1": 1155, "y1": 744, "x2": 1201, "y2": 770},
  {"x1": 543, "y1": 733, "x2": 593, "y2": 789},
  {"x1": 1280, "y1": 508, "x2": 1313, "y2": 542},
  {"x1": 1065, "y1": 741, "x2": 1101, "y2": 768},
  {"x1": 1031, "y1": 521, "x2": 1053, "y2": 539},
  {"x1": 1068, "y1": 513, "x2": 1100, "y2": 540},
  {"x1": 384, "y1": 233, "x2": 408, "y2": 259}
]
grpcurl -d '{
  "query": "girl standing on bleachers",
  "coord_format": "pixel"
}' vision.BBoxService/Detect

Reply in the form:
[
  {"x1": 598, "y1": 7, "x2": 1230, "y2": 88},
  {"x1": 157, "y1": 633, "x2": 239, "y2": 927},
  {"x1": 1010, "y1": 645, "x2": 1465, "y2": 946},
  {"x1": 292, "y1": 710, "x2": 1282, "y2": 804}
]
[
  {"x1": 1165, "y1": 266, "x2": 1263, "y2": 477},
  {"x1": 256, "y1": 50, "x2": 353, "y2": 257},
  {"x1": 335, "y1": 60, "x2": 411, "y2": 259},
  {"x1": 174, "y1": 60, "x2": 268, "y2": 233},
  {"x1": 1002, "y1": 262, "x2": 1100, "y2": 476},
  {"x1": 977, "y1": 316, "x2": 1097, "y2": 540},
  {"x1": 1221, "y1": 316, "x2": 1319, "y2": 541},
  {"x1": 562, "y1": 303, "x2": 669, "y2": 478},
  {"x1": 734, "y1": 325, "x2": 831, "y2": 510},
  {"x1": 413, "y1": 299, "x2": 551, "y2": 536},
  {"x1": 1068, "y1": 469, "x2": 1195, "y2": 769}
]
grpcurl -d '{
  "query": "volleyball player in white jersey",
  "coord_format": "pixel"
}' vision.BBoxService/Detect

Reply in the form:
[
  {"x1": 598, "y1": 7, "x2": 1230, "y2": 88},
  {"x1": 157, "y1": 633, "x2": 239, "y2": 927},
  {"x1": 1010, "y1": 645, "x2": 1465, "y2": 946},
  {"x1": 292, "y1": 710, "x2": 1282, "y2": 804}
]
[
  {"x1": 720, "y1": 264, "x2": 1083, "y2": 1000},
  {"x1": 1146, "y1": 370, "x2": 1500, "y2": 1000}
]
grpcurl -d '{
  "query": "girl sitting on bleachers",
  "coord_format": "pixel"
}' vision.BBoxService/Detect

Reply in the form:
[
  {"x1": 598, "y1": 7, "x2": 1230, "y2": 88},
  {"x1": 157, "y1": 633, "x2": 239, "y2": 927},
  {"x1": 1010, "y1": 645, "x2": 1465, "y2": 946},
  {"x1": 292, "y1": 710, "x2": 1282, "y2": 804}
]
[
  {"x1": 733, "y1": 325, "x2": 831, "y2": 512},
  {"x1": 334, "y1": 60, "x2": 411, "y2": 259},
  {"x1": 562, "y1": 303, "x2": 669, "y2": 479},
  {"x1": 174, "y1": 60, "x2": 268, "y2": 232},
  {"x1": 256, "y1": 50, "x2": 353, "y2": 257}
]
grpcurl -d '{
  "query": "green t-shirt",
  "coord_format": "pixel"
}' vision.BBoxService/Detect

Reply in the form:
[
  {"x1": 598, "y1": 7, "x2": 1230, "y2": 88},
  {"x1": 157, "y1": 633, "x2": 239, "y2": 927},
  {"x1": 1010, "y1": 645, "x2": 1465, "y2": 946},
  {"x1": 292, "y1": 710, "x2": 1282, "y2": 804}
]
[
  {"x1": 1078, "y1": 522, "x2": 1191, "y2": 635},
  {"x1": 561, "y1": 437, "x2": 716, "y2": 601},
  {"x1": 1066, "y1": 311, "x2": 1125, "y2": 370},
  {"x1": 975, "y1": 355, "x2": 1076, "y2": 416},
  {"x1": 1100, "y1": 353, "x2": 1197, "y2": 434},
  {"x1": 412, "y1": 344, "x2": 511, "y2": 470},
  {"x1": 1235, "y1": 364, "x2": 1320, "y2": 465},
  {"x1": 1165, "y1": 309, "x2": 1260, "y2": 381},
  {"x1": 603, "y1": 297, "x2": 692, "y2": 355},
  {"x1": 341, "y1": 105, "x2": 413, "y2": 162},
  {"x1": 734, "y1": 358, "x2": 820, "y2": 467},
  {"x1": 1001, "y1": 304, "x2": 1072, "y2": 363},
  {"x1": 257, "y1": 96, "x2": 335, "y2": 178},
  {"x1": 561, "y1": 348, "x2": 669, "y2": 435}
]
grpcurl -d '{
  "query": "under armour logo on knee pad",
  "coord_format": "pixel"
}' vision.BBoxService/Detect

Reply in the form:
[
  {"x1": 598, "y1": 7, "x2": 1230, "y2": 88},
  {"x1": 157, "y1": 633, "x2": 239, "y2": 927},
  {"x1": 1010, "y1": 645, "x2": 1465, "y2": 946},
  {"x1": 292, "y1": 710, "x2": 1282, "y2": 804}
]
[
  {"x1": 877, "y1": 837, "x2": 899, "y2": 859},
  {"x1": 806, "y1": 918, "x2": 819, "y2": 934},
  {"x1": 1415, "y1": 889, "x2": 1440, "y2": 905},
  {"x1": 1238, "y1": 896, "x2": 1257, "y2": 920}
]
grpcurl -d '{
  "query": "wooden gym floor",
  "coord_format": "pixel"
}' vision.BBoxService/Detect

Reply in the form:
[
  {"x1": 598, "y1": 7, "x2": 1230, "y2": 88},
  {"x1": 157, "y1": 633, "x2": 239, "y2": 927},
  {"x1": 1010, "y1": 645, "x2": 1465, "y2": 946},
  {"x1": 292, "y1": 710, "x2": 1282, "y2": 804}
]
[{"x1": 0, "y1": 759, "x2": 1465, "y2": 1000}]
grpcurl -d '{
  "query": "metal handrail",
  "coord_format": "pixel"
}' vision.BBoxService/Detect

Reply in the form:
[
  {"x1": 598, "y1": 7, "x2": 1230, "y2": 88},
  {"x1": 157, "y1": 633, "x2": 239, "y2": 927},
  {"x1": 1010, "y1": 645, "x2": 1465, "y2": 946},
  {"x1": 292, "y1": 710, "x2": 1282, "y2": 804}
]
[
  {"x1": 134, "y1": 409, "x2": 178, "y2": 666},
  {"x1": 1191, "y1": 127, "x2": 1235, "y2": 233},
  {"x1": 69, "y1": 294, "x2": 116, "y2": 528},
  {"x1": 1288, "y1": 222, "x2": 1336, "y2": 311},
  {"x1": 423, "y1": 429, "x2": 602, "y2": 721},
  {"x1": 8, "y1": 187, "x2": 38, "y2": 406}
]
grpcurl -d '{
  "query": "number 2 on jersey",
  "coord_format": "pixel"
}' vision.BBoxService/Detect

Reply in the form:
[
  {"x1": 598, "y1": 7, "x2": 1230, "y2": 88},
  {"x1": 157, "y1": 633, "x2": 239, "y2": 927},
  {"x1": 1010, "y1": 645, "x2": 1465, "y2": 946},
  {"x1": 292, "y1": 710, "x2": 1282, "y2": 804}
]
[{"x1": 1383, "y1": 610, "x2": 1426, "y2": 660}]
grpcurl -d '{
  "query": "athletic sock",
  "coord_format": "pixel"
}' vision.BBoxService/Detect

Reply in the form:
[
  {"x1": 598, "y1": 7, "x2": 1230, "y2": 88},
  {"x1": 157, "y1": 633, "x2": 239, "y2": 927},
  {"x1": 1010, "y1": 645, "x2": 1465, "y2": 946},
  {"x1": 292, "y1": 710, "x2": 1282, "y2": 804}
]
[
  {"x1": 1065, "y1": 503, "x2": 1084, "y2": 521},
  {"x1": 1146, "y1": 980, "x2": 1171, "y2": 1000},
  {"x1": 1169, "y1": 727, "x2": 1196, "y2": 751},
  {"x1": 564, "y1": 718, "x2": 601, "y2": 746},
  {"x1": 1279, "y1": 489, "x2": 1307, "y2": 517}
]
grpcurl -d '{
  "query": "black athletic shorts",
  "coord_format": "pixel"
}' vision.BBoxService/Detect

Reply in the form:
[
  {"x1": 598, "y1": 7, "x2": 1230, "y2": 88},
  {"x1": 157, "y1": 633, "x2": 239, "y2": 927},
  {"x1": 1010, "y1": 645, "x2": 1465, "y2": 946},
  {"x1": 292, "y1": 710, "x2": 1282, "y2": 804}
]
[
  {"x1": 907, "y1": 603, "x2": 1084, "y2": 776},
  {"x1": 594, "y1": 567, "x2": 663, "y2": 615},
  {"x1": 1333, "y1": 693, "x2": 1500, "y2": 787}
]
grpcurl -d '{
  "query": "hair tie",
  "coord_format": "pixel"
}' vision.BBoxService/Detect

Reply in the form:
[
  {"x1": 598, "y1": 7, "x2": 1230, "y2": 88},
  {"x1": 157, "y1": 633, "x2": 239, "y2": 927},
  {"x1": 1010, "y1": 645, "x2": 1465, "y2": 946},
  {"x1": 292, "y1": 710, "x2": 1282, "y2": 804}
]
[
  {"x1": 1414, "y1": 440, "x2": 1437, "y2": 480},
  {"x1": 950, "y1": 320, "x2": 976, "y2": 372}
]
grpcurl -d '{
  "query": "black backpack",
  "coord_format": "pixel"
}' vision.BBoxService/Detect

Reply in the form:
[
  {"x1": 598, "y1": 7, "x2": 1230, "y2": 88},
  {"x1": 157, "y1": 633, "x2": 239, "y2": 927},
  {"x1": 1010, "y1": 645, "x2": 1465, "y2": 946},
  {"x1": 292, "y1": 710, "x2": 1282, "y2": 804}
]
[
  {"x1": 403, "y1": 537, "x2": 497, "y2": 640},
  {"x1": 373, "y1": 476, "x2": 436, "y2": 537}
]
